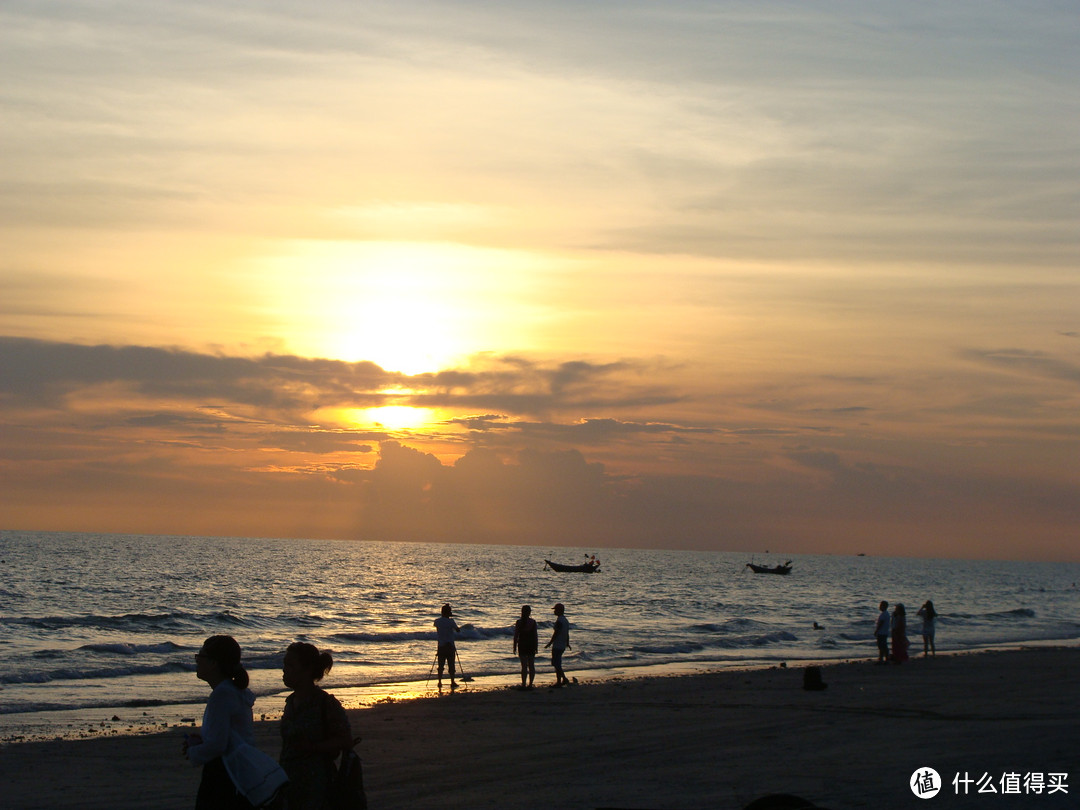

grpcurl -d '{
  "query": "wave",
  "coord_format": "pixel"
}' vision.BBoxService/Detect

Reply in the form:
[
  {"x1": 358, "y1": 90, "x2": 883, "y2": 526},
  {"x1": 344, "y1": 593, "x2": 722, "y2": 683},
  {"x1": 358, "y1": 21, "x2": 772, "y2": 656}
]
[
  {"x1": 0, "y1": 660, "x2": 194, "y2": 686},
  {"x1": 1, "y1": 612, "x2": 196, "y2": 631},
  {"x1": 330, "y1": 623, "x2": 513, "y2": 645},
  {"x1": 78, "y1": 641, "x2": 183, "y2": 656},
  {"x1": 0, "y1": 694, "x2": 208, "y2": 716},
  {"x1": 278, "y1": 613, "x2": 330, "y2": 628},
  {"x1": 632, "y1": 641, "x2": 707, "y2": 655},
  {"x1": 716, "y1": 630, "x2": 799, "y2": 648},
  {"x1": 0, "y1": 609, "x2": 270, "y2": 634},
  {"x1": 632, "y1": 630, "x2": 798, "y2": 656},
  {"x1": 0, "y1": 607, "x2": 423, "y2": 638},
  {"x1": 984, "y1": 608, "x2": 1037, "y2": 620},
  {"x1": 1, "y1": 649, "x2": 290, "y2": 686},
  {"x1": 333, "y1": 630, "x2": 437, "y2": 644},
  {"x1": 0, "y1": 610, "x2": 255, "y2": 631},
  {"x1": 943, "y1": 608, "x2": 1037, "y2": 626},
  {"x1": 690, "y1": 618, "x2": 771, "y2": 634}
]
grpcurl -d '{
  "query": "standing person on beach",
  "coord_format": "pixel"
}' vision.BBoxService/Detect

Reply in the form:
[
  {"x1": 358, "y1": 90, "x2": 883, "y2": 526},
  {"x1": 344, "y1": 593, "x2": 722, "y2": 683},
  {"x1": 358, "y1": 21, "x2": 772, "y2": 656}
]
[
  {"x1": 513, "y1": 605, "x2": 539, "y2": 689},
  {"x1": 892, "y1": 603, "x2": 909, "y2": 664},
  {"x1": 183, "y1": 635, "x2": 257, "y2": 810},
  {"x1": 280, "y1": 642, "x2": 355, "y2": 810},
  {"x1": 433, "y1": 603, "x2": 461, "y2": 690},
  {"x1": 874, "y1": 601, "x2": 891, "y2": 664},
  {"x1": 544, "y1": 602, "x2": 571, "y2": 686},
  {"x1": 917, "y1": 600, "x2": 937, "y2": 656}
]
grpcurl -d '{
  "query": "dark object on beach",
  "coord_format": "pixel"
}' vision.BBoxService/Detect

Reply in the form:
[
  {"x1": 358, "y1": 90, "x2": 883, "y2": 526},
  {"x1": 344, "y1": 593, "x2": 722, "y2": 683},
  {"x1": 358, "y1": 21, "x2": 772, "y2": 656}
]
[
  {"x1": 743, "y1": 794, "x2": 826, "y2": 810},
  {"x1": 545, "y1": 559, "x2": 600, "y2": 573},
  {"x1": 802, "y1": 666, "x2": 827, "y2": 691},
  {"x1": 330, "y1": 743, "x2": 368, "y2": 810},
  {"x1": 746, "y1": 561, "x2": 792, "y2": 575}
]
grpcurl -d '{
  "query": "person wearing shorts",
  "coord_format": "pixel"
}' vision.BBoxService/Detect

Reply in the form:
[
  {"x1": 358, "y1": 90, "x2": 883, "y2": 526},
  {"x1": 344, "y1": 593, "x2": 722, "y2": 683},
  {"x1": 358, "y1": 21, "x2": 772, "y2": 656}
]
[
  {"x1": 544, "y1": 602, "x2": 571, "y2": 686},
  {"x1": 433, "y1": 603, "x2": 460, "y2": 689}
]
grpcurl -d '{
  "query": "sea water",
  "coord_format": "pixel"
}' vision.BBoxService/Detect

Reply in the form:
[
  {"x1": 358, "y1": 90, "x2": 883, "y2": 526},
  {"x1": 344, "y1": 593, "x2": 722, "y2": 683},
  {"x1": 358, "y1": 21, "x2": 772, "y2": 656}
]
[{"x1": 2, "y1": 531, "x2": 1078, "y2": 741}]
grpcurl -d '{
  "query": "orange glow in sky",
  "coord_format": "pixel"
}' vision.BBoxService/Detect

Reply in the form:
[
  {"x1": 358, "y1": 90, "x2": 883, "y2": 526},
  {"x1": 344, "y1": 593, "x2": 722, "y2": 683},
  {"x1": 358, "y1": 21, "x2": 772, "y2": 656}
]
[{"x1": 1, "y1": 3, "x2": 1077, "y2": 560}]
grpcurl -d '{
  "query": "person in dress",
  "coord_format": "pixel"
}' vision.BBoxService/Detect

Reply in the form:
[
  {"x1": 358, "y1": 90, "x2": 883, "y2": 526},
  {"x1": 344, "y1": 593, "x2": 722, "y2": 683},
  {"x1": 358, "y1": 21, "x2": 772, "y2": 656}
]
[
  {"x1": 433, "y1": 604, "x2": 461, "y2": 690},
  {"x1": 184, "y1": 635, "x2": 257, "y2": 810},
  {"x1": 279, "y1": 642, "x2": 354, "y2": 810},
  {"x1": 513, "y1": 605, "x2": 539, "y2": 690},
  {"x1": 874, "y1": 601, "x2": 891, "y2": 664},
  {"x1": 544, "y1": 602, "x2": 571, "y2": 686},
  {"x1": 917, "y1": 600, "x2": 938, "y2": 656},
  {"x1": 891, "y1": 603, "x2": 909, "y2": 664}
]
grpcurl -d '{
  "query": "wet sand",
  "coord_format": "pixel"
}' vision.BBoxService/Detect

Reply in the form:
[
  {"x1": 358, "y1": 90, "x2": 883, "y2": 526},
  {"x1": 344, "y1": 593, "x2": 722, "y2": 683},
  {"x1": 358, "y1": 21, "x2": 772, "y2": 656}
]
[{"x1": 1, "y1": 647, "x2": 1076, "y2": 809}]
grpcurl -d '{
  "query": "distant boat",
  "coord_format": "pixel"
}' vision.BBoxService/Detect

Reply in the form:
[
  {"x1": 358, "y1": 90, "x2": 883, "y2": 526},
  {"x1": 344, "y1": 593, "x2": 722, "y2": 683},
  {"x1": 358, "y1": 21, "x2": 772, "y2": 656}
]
[
  {"x1": 545, "y1": 559, "x2": 601, "y2": 573},
  {"x1": 746, "y1": 561, "x2": 792, "y2": 575}
]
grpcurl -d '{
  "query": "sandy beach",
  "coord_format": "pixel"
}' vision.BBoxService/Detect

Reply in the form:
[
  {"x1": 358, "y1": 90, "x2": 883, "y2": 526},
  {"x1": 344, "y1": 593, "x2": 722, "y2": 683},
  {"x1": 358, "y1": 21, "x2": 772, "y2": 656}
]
[{"x1": 2, "y1": 647, "x2": 1076, "y2": 809}]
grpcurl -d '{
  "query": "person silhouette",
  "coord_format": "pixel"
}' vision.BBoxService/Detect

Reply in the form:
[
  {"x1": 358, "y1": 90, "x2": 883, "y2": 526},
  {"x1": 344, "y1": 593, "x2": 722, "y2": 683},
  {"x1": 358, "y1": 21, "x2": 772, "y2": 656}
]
[
  {"x1": 874, "y1": 601, "x2": 891, "y2": 664},
  {"x1": 280, "y1": 642, "x2": 355, "y2": 810},
  {"x1": 917, "y1": 600, "x2": 938, "y2": 656},
  {"x1": 891, "y1": 603, "x2": 909, "y2": 664},
  {"x1": 183, "y1": 635, "x2": 257, "y2": 809},
  {"x1": 544, "y1": 603, "x2": 571, "y2": 686},
  {"x1": 513, "y1": 605, "x2": 539, "y2": 689},
  {"x1": 433, "y1": 603, "x2": 461, "y2": 689}
]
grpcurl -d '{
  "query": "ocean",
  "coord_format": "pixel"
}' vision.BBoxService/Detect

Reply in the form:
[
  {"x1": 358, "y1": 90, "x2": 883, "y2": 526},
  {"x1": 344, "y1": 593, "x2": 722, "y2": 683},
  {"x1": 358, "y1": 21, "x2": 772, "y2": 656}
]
[{"x1": 2, "y1": 530, "x2": 1078, "y2": 742}]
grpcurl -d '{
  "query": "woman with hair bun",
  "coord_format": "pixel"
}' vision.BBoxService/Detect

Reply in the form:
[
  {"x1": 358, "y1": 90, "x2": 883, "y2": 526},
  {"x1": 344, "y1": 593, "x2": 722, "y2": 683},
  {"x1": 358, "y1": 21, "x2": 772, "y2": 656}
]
[
  {"x1": 280, "y1": 642, "x2": 355, "y2": 810},
  {"x1": 184, "y1": 635, "x2": 257, "y2": 809}
]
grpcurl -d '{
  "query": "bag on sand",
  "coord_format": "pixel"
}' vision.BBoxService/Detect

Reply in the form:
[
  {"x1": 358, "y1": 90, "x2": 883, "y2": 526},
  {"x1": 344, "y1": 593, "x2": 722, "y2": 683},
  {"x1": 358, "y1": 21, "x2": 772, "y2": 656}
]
[
  {"x1": 329, "y1": 744, "x2": 368, "y2": 810},
  {"x1": 222, "y1": 734, "x2": 289, "y2": 808},
  {"x1": 802, "y1": 666, "x2": 827, "y2": 691}
]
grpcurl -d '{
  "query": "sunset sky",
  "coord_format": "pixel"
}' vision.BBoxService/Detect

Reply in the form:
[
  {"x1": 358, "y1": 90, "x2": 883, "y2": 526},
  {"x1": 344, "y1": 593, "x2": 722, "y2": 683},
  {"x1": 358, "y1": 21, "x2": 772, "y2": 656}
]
[{"x1": 2, "y1": 2, "x2": 1077, "y2": 560}]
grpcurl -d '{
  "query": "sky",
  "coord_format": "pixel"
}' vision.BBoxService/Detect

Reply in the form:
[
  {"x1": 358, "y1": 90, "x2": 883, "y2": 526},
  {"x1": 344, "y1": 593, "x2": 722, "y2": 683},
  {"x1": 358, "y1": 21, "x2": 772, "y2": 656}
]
[{"x1": 2, "y1": 1, "x2": 1078, "y2": 560}]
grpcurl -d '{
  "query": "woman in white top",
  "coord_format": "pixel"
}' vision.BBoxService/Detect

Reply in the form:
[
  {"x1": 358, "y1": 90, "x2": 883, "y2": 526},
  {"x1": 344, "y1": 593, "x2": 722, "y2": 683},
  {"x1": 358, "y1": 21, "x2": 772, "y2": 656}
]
[{"x1": 183, "y1": 635, "x2": 257, "y2": 809}]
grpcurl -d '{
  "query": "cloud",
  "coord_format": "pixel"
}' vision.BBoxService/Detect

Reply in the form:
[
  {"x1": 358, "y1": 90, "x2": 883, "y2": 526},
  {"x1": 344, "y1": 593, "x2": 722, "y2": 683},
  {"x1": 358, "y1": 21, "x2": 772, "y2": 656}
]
[
  {"x1": 0, "y1": 336, "x2": 393, "y2": 412},
  {"x1": 965, "y1": 348, "x2": 1080, "y2": 385},
  {"x1": 451, "y1": 416, "x2": 715, "y2": 446},
  {"x1": 333, "y1": 438, "x2": 1080, "y2": 557},
  {"x1": 2, "y1": 335, "x2": 1078, "y2": 559},
  {"x1": 4, "y1": 1, "x2": 1076, "y2": 266},
  {"x1": 343, "y1": 442, "x2": 623, "y2": 545},
  {"x1": 0, "y1": 337, "x2": 681, "y2": 421},
  {"x1": 260, "y1": 433, "x2": 375, "y2": 456}
]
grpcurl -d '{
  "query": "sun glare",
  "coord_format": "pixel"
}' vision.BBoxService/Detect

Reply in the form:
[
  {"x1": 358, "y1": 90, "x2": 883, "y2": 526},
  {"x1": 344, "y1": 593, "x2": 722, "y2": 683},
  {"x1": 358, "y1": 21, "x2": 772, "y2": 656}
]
[
  {"x1": 352, "y1": 406, "x2": 435, "y2": 430},
  {"x1": 256, "y1": 240, "x2": 543, "y2": 375}
]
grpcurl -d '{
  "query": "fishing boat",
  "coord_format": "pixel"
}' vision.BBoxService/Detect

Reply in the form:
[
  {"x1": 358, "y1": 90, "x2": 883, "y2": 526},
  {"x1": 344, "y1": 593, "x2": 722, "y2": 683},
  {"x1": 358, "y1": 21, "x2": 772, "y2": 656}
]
[
  {"x1": 746, "y1": 561, "x2": 792, "y2": 575},
  {"x1": 545, "y1": 559, "x2": 601, "y2": 573}
]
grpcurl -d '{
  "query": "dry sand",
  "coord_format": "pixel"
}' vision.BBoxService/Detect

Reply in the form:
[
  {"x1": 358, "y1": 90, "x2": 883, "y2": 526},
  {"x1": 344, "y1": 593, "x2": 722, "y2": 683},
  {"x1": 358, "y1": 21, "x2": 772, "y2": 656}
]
[{"x1": 1, "y1": 647, "x2": 1076, "y2": 809}]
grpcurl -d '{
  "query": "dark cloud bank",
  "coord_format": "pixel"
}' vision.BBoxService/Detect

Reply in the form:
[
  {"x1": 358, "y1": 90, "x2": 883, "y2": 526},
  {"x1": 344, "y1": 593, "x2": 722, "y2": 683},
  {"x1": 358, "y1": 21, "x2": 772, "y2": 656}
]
[{"x1": 2, "y1": 337, "x2": 1077, "y2": 559}]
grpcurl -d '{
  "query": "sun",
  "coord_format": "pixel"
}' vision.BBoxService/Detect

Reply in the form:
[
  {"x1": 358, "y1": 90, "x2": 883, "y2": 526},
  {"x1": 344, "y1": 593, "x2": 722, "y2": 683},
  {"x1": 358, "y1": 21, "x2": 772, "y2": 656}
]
[
  {"x1": 319, "y1": 242, "x2": 475, "y2": 374},
  {"x1": 254, "y1": 239, "x2": 541, "y2": 375},
  {"x1": 313, "y1": 404, "x2": 440, "y2": 431},
  {"x1": 356, "y1": 406, "x2": 434, "y2": 430},
  {"x1": 332, "y1": 298, "x2": 459, "y2": 376}
]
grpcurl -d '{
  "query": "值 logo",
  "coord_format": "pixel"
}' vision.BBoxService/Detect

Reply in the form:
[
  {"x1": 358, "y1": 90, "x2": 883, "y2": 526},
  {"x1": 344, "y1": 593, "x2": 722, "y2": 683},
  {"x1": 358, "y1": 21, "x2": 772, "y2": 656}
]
[{"x1": 911, "y1": 768, "x2": 942, "y2": 799}]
